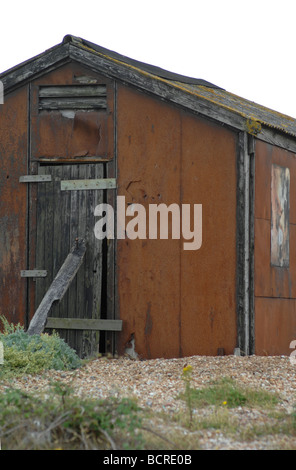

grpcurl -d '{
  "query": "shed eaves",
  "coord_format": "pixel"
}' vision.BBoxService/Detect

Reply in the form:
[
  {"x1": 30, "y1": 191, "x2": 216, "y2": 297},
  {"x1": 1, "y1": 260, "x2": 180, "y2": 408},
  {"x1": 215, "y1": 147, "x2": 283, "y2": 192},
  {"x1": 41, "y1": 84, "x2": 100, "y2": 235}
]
[
  {"x1": 176, "y1": 82, "x2": 296, "y2": 138},
  {"x1": 69, "y1": 35, "x2": 296, "y2": 139}
]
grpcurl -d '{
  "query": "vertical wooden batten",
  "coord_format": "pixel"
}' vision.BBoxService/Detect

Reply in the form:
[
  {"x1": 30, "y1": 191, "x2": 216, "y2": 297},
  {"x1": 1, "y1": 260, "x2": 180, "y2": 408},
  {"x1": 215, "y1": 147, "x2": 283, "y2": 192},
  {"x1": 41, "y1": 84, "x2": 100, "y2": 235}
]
[
  {"x1": 236, "y1": 131, "x2": 255, "y2": 355},
  {"x1": 106, "y1": 80, "x2": 118, "y2": 354},
  {"x1": 248, "y1": 135, "x2": 255, "y2": 355}
]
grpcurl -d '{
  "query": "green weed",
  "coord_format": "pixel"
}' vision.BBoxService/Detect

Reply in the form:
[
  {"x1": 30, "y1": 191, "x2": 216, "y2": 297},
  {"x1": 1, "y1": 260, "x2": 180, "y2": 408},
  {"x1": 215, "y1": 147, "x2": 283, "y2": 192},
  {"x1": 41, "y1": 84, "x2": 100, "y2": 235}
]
[
  {"x1": 0, "y1": 316, "x2": 82, "y2": 378},
  {"x1": 179, "y1": 377, "x2": 278, "y2": 409}
]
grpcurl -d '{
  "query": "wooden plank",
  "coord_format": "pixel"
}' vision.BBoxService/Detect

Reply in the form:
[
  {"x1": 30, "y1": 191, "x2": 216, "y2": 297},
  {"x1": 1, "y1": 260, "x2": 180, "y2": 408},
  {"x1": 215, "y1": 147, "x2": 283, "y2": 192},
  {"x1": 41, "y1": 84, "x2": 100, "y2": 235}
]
[
  {"x1": 106, "y1": 82, "x2": 118, "y2": 355},
  {"x1": 27, "y1": 238, "x2": 86, "y2": 336},
  {"x1": 35, "y1": 166, "x2": 50, "y2": 312},
  {"x1": 41, "y1": 165, "x2": 70, "y2": 343},
  {"x1": 39, "y1": 85, "x2": 106, "y2": 98},
  {"x1": 19, "y1": 175, "x2": 52, "y2": 182},
  {"x1": 67, "y1": 164, "x2": 80, "y2": 351},
  {"x1": 45, "y1": 317, "x2": 122, "y2": 331},
  {"x1": 82, "y1": 163, "x2": 104, "y2": 356},
  {"x1": 76, "y1": 164, "x2": 88, "y2": 356},
  {"x1": 45, "y1": 167, "x2": 55, "y2": 297},
  {"x1": 248, "y1": 135, "x2": 255, "y2": 355},
  {"x1": 34, "y1": 167, "x2": 45, "y2": 311},
  {"x1": 92, "y1": 164, "x2": 104, "y2": 323},
  {"x1": 61, "y1": 178, "x2": 116, "y2": 191},
  {"x1": 256, "y1": 128, "x2": 296, "y2": 155},
  {"x1": 106, "y1": 157, "x2": 117, "y2": 354},
  {"x1": 1, "y1": 43, "x2": 70, "y2": 93},
  {"x1": 32, "y1": 158, "x2": 111, "y2": 163},
  {"x1": 39, "y1": 97, "x2": 107, "y2": 110},
  {"x1": 21, "y1": 270, "x2": 47, "y2": 278},
  {"x1": 236, "y1": 132, "x2": 252, "y2": 356},
  {"x1": 51, "y1": 165, "x2": 64, "y2": 322}
]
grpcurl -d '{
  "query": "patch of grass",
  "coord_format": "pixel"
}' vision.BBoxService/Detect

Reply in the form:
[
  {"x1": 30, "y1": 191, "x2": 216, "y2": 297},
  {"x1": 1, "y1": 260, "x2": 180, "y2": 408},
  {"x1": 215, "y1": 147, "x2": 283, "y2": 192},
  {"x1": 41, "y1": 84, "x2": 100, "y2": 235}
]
[
  {"x1": 173, "y1": 376, "x2": 289, "y2": 445},
  {"x1": 194, "y1": 407, "x2": 239, "y2": 433},
  {"x1": 239, "y1": 408, "x2": 296, "y2": 444},
  {"x1": 0, "y1": 316, "x2": 82, "y2": 378},
  {"x1": 0, "y1": 382, "x2": 144, "y2": 450},
  {"x1": 179, "y1": 377, "x2": 278, "y2": 409},
  {"x1": 170, "y1": 404, "x2": 240, "y2": 436},
  {"x1": 140, "y1": 414, "x2": 201, "y2": 450}
]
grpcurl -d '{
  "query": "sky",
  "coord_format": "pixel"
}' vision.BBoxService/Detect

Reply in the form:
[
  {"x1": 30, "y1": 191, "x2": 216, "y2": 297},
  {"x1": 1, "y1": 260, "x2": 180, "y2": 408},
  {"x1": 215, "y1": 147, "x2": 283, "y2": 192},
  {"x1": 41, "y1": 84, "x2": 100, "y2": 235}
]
[{"x1": 1, "y1": 0, "x2": 296, "y2": 118}]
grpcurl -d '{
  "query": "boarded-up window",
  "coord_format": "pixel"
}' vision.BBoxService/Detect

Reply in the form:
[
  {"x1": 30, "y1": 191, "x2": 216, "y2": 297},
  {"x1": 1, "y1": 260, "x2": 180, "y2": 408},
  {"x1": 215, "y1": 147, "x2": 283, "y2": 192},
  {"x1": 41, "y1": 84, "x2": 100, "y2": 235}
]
[
  {"x1": 30, "y1": 81, "x2": 113, "y2": 160},
  {"x1": 271, "y1": 165, "x2": 290, "y2": 267}
]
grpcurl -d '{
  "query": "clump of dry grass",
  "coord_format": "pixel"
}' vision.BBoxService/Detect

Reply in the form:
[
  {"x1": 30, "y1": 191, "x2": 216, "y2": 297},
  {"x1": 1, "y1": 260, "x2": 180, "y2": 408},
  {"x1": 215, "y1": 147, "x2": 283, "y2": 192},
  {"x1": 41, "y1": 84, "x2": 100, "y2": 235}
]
[{"x1": 0, "y1": 381, "x2": 143, "y2": 450}]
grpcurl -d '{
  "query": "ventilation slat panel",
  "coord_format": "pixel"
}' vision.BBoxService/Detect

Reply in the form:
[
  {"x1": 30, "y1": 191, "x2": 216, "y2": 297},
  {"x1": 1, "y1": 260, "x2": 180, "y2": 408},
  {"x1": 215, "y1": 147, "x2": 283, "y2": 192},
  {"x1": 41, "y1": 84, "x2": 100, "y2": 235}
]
[
  {"x1": 39, "y1": 85, "x2": 106, "y2": 97},
  {"x1": 39, "y1": 85, "x2": 107, "y2": 111}
]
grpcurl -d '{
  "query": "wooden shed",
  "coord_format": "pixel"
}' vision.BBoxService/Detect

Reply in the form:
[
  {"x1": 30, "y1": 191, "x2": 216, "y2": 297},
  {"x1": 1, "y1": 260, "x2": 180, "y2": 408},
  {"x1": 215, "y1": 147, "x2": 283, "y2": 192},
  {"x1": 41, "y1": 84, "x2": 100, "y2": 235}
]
[{"x1": 1, "y1": 34, "x2": 296, "y2": 359}]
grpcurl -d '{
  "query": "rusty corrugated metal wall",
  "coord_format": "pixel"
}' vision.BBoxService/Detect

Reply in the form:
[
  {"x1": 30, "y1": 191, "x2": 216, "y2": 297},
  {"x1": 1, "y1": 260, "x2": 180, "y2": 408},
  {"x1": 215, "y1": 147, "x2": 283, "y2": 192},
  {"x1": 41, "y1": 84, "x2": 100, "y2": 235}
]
[
  {"x1": 255, "y1": 140, "x2": 296, "y2": 355},
  {"x1": 0, "y1": 87, "x2": 28, "y2": 325},
  {"x1": 116, "y1": 85, "x2": 238, "y2": 358}
]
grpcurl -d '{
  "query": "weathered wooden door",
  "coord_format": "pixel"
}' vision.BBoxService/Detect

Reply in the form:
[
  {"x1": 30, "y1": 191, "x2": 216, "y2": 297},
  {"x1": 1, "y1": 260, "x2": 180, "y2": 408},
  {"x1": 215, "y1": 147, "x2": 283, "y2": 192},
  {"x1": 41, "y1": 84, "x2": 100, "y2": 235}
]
[{"x1": 34, "y1": 163, "x2": 105, "y2": 357}]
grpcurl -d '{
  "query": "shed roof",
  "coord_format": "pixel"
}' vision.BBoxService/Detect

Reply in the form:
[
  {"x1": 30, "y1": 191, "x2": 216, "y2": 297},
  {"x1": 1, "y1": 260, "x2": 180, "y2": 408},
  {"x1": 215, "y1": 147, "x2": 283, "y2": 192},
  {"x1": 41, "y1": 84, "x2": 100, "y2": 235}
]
[
  {"x1": 176, "y1": 82, "x2": 296, "y2": 138},
  {"x1": 1, "y1": 34, "x2": 296, "y2": 143},
  {"x1": 70, "y1": 35, "x2": 222, "y2": 89}
]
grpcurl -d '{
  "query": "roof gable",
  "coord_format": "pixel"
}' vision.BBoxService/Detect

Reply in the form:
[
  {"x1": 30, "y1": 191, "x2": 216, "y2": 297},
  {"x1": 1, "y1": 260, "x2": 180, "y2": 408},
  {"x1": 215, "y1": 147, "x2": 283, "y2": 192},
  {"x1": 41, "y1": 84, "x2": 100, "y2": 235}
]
[{"x1": 1, "y1": 34, "x2": 296, "y2": 149}]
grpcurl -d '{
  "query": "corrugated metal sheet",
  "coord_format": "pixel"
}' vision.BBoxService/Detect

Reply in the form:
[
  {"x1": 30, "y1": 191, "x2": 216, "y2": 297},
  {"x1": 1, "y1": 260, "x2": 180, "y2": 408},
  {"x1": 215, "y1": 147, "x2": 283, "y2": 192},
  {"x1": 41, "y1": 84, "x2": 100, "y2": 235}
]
[
  {"x1": 254, "y1": 140, "x2": 296, "y2": 354},
  {"x1": 116, "y1": 85, "x2": 238, "y2": 358},
  {"x1": 0, "y1": 87, "x2": 28, "y2": 325}
]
